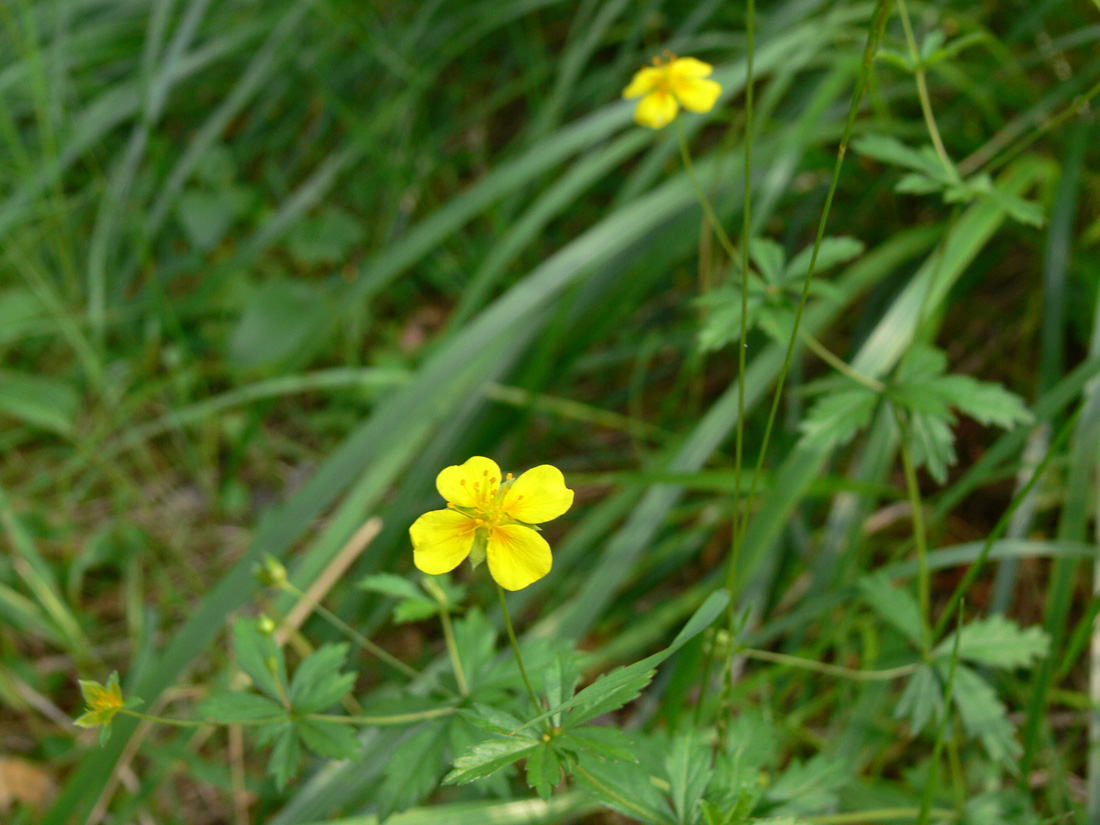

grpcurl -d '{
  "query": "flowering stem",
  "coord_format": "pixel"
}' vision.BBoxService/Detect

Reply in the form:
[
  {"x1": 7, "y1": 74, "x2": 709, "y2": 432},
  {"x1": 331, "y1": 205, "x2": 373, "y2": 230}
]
[
  {"x1": 281, "y1": 582, "x2": 425, "y2": 684},
  {"x1": 674, "y1": 118, "x2": 742, "y2": 271},
  {"x1": 120, "y1": 708, "x2": 204, "y2": 727},
  {"x1": 734, "y1": 0, "x2": 894, "y2": 556},
  {"x1": 497, "y1": 585, "x2": 543, "y2": 719},
  {"x1": 118, "y1": 706, "x2": 457, "y2": 729},
  {"x1": 439, "y1": 606, "x2": 469, "y2": 696}
]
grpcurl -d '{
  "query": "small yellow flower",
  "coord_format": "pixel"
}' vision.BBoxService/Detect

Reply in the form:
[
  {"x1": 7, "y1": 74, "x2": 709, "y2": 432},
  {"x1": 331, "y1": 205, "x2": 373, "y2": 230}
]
[
  {"x1": 74, "y1": 672, "x2": 125, "y2": 729},
  {"x1": 410, "y1": 456, "x2": 574, "y2": 591},
  {"x1": 622, "y1": 54, "x2": 722, "y2": 129}
]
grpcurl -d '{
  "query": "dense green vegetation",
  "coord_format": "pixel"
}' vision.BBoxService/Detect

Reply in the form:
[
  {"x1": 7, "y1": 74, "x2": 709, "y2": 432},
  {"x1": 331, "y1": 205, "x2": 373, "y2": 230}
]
[{"x1": 3, "y1": 0, "x2": 1099, "y2": 823}]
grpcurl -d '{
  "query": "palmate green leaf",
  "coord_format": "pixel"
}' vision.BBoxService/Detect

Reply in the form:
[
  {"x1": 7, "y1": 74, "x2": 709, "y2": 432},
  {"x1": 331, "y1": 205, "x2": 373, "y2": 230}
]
[
  {"x1": 799, "y1": 388, "x2": 880, "y2": 452},
  {"x1": 766, "y1": 754, "x2": 849, "y2": 815},
  {"x1": 442, "y1": 735, "x2": 540, "y2": 785},
  {"x1": 571, "y1": 755, "x2": 670, "y2": 825},
  {"x1": 296, "y1": 719, "x2": 362, "y2": 761},
  {"x1": 289, "y1": 643, "x2": 357, "y2": 713},
  {"x1": 936, "y1": 615, "x2": 1049, "y2": 669},
  {"x1": 232, "y1": 618, "x2": 287, "y2": 702},
  {"x1": 200, "y1": 691, "x2": 285, "y2": 723},
  {"x1": 905, "y1": 410, "x2": 957, "y2": 484},
  {"x1": 782, "y1": 237, "x2": 865, "y2": 283},
  {"x1": 377, "y1": 723, "x2": 449, "y2": 814},
  {"x1": 696, "y1": 287, "x2": 766, "y2": 352},
  {"x1": 357, "y1": 573, "x2": 424, "y2": 602},
  {"x1": 750, "y1": 238, "x2": 787, "y2": 284},
  {"x1": 895, "y1": 664, "x2": 944, "y2": 736},
  {"x1": 665, "y1": 732, "x2": 712, "y2": 825},
  {"x1": 547, "y1": 590, "x2": 731, "y2": 731},
  {"x1": 858, "y1": 573, "x2": 925, "y2": 649},
  {"x1": 460, "y1": 704, "x2": 526, "y2": 736},
  {"x1": 854, "y1": 135, "x2": 955, "y2": 182},
  {"x1": 934, "y1": 375, "x2": 1033, "y2": 429}
]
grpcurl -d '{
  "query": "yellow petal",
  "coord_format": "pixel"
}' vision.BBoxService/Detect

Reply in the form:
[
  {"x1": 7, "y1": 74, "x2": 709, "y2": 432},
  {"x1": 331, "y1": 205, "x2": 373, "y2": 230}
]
[
  {"x1": 622, "y1": 66, "x2": 663, "y2": 99},
  {"x1": 487, "y1": 524, "x2": 552, "y2": 591},
  {"x1": 668, "y1": 56, "x2": 714, "y2": 79},
  {"x1": 410, "y1": 509, "x2": 477, "y2": 574},
  {"x1": 435, "y1": 456, "x2": 502, "y2": 508},
  {"x1": 633, "y1": 89, "x2": 678, "y2": 129},
  {"x1": 673, "y1": 77, "x2": 722, "y2": 113},
  {"x1": 502, "y1": 464, "x2": 574, "y2": 524}
]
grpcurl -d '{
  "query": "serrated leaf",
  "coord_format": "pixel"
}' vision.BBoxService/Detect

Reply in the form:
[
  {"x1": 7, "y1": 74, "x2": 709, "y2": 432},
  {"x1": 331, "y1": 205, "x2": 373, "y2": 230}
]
[
  {"x1": 544, "y1": 651, "x2": 580, "y2": 726},
  {"x1": 460, "y1": 704, "x2": 527, "y2": 736},
  {"x1": 800, "y1": 388, "x2": 880, "y2": 452},
  {"x1": 767, "y1": 754, "x2": 848, "y2": 815},
  {"x1": 269, "y1": 723, "x2": 300, "y2": 790},
  {"x1": 392, "y1": 598, "x2": 441, "y2": 623},
  {"x1": 524, "y1": 591, "x2": 730, "y2": 733},
  {"x1": 232, "y1": 618, "x2": 286, "y2": 702},
  {"x1": 570, "y1": 755, "x2": 669, "y2": 824},
  {"x1": 896, "y1": 665, "x2": 943, "y2": 736},
  {"x1": 854, "y1": 135, "x2": 953, "y2": 181},
  {"x1": 200, "y1": 691, "x2": 285, "y2": 723},
  {"x1": 945, "y1": 663, "x2": 1020, "y2": 764},
  {"x1": 563, "y1": 726, "x2": 637, "y2": 762},
  {"x1": 289, "y1": 643, "x2": 356, "y2": 713},
  {"x1": 783, "y1": 236, "x2": 864, "y2": 283},
  {"x1": 896, "y1": 172, "x2": 944, "y2": 195},
  {"x1": 750, "y1": 238, "x2": 786, "y2": 284},
  {"x1": 665, "y1": 732, "x2": 712, "y2": 825},
  {"x1": 935, "y1": 375, "x2": 1032, "y2": 428},
  {"x1": 295, "y1": 718, "x2": 362, "y2": 761},
  {"x1": 443, "y1": 736, "x2": 540, "y2": 784},
  {"x1": 859, "y1": 573, "x2": 925, "y2": 648},
  {"x1": 378, "y1": 723, "x2": 448, "y2": 814},
  {"x1": 906, "y1": 410, "x2": 956, "y2": 483},
  {"x1": 696, "y1": 287, "x2": 765, "y2": 352},
  {"x1": 358, "y1": 573, "x2": 425, "y2": 602},
  {"x1": 525, "y1": 743, "x2": 561, "y2": 800},
  {"x1": 936, "y1": 615, "x2": 1049, "y2": 669}
]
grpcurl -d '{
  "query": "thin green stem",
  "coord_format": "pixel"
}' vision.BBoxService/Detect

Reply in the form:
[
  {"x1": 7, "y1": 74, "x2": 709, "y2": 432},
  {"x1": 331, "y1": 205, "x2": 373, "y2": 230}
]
[
  {"x1": 120, "y1": 706, "x2": 457, "y2": 729},
  {"x1": 675, "y1": 118, "x2": 742, "y2": 269},
  {"x1": 498, "y1": 585, "x2": 543, "y2": 720},
  {"x1": 806, "y1": 809, "x2": 956, "y2": 824},
  {"x1": 727, "y1": 0, "x2": 755, "y2": 611},
  {"x1": 896, "y1": 0, "x2": 952, "y2": 174},
  {"x1": 306, "y1": 708, "x2": 457, "y2": 725},
  {"x1": 735, "y1": 0, "x2": 895, "y2": 556},
  {"x1": 739, "y1": 648, "x2": 919, "y2": 681},
  {"x1": 918, "y1": 606, "x2": 963, "y2": 825},
  {"x1": 894, "y1": 407, "x2": 932, "y2": 654},
  {"x1": 801, "y1": 330, "x2": 886, "y2": 393},
  {"x1": 281, "y1": 583, "x2": 425, "y2": 684},
  {"x1": 120, "y1": 709, "x2": 204, "y2": 727},
  {"x1": 439, "y1": 607, "x2": 469, "y2": 696}
]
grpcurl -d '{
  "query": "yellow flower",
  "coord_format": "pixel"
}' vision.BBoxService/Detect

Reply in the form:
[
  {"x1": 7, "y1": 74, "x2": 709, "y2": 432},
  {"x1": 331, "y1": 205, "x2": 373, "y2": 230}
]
[
  {"x1": 410, "y1": 456, "x2": 574, "y2": 591},
  {"x1": 622, "y1": 54, "x2": 722, "y2": 129},
  {"x1": 74, "y1": 672, "x2": 125, "y2": 729}
]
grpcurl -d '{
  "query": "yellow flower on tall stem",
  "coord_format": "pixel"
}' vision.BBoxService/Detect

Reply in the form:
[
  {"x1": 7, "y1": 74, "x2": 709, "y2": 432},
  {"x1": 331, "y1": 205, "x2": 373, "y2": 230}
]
[
  {"x1": 410, "y1": 456, "x2": 574, "y2": 591},
  {"x1": 622, "y1": 53, "x2": 722, "y2": 129}
]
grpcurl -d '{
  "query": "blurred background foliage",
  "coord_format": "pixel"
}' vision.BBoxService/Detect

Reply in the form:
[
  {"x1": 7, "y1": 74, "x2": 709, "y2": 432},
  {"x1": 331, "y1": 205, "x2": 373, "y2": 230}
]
[{"x1": 1, "y1": 0, "x2": 1099, "y2": 822}]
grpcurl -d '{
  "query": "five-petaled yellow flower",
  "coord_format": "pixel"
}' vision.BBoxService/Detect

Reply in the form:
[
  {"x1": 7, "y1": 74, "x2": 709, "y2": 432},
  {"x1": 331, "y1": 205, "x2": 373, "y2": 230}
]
[
  {"x1": 410, "y1": 456, "x2": 574, "y2": 591},
  {"x1": 622, "y1": 54, "x2": 722, "y2": 129}
]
